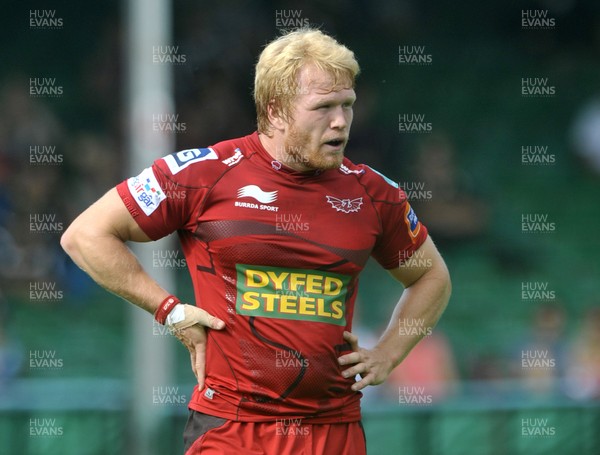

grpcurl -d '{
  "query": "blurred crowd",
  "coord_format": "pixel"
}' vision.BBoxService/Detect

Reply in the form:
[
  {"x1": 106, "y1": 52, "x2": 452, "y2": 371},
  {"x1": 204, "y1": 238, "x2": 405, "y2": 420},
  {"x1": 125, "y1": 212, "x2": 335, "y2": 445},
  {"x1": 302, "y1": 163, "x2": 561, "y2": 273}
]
[{"x1": 353, "y1": 301, "x2": 600, "y2": 406}]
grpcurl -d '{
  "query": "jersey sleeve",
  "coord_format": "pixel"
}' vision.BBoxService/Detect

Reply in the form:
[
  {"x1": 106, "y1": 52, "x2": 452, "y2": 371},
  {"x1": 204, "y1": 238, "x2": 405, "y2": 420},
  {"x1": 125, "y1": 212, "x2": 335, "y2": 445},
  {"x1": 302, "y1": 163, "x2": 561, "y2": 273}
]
[
  {"x1": 366, "y1": 167, "x2": 429, "y2": 270},
  {"x1": 116, "y1": 147, "x2": 219, "y2": 240}
]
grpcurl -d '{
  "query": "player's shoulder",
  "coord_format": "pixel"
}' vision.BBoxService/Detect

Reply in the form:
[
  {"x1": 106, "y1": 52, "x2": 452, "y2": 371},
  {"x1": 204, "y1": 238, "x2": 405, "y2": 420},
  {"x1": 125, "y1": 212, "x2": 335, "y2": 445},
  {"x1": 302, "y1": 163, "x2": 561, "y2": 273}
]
[
  {"x1": 153, "y1": 136, "x2": 248, "y2": 186},
  {"x1": 338, "y1": 157, "x2": 406, "y2": 203}
]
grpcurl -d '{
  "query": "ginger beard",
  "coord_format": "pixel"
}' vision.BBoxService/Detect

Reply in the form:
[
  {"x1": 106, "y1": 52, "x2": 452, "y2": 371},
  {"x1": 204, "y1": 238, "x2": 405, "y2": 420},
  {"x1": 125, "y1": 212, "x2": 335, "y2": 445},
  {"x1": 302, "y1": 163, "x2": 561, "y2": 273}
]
[{"x1": 282, "y1": 122, "x2": 347, "y2": 171}]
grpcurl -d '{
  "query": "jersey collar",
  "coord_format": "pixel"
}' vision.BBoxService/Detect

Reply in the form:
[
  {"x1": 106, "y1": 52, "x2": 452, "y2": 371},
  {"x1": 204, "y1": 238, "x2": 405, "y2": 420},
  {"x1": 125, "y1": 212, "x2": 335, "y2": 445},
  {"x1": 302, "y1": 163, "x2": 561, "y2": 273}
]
[{"x1": 247, "y1": 131, "x2": 325, "y2": 179}]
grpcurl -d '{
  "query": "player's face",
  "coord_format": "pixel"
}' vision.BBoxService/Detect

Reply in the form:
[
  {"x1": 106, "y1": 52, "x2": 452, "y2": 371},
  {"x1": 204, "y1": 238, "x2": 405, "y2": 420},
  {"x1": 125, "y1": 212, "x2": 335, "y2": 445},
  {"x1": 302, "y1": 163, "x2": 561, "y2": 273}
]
[{"x1": 281, "y1": 65, "x2": 356, "y2": 171}]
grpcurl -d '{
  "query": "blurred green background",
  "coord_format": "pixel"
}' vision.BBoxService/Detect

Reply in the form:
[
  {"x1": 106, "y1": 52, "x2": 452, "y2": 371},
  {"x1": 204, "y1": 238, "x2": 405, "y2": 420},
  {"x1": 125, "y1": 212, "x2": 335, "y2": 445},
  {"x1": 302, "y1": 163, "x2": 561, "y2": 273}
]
[{"x1": 1, "y1": 0, "x2": 599, "y2": 454}]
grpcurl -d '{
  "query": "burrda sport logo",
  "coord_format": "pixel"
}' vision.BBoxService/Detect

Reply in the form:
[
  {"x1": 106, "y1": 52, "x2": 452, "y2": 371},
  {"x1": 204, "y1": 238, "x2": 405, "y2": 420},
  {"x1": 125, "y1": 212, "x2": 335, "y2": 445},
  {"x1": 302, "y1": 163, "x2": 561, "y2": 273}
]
[
  {"x1": 235, "y1": 185, "x2": 279, "y2": 212},
  {"x1": 237, "y1": 185, "x2": 278, "y2": 203}
]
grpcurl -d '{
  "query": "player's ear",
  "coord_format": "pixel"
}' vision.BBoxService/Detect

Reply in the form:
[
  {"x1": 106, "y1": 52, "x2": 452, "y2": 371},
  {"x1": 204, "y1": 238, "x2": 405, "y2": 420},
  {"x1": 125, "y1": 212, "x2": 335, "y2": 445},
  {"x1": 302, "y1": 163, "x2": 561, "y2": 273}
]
[{"x1": 267, "y1": 100, "x2": 287, "y2": 132}]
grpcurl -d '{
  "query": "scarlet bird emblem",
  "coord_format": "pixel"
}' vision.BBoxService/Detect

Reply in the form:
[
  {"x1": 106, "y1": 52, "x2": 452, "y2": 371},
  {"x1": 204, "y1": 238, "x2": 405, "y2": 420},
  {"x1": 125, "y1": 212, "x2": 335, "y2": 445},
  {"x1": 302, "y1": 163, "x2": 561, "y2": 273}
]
[{"x1": 325, "y1": 196, "x2": 363, "y2": 213}]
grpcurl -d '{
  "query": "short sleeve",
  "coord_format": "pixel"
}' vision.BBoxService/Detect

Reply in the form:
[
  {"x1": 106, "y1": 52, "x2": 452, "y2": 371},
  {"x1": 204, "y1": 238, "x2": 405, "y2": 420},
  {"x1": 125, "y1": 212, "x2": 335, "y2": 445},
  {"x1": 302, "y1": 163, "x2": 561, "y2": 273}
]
[
  {"x1": 116, "y1": 150, "x2": 215, "y2": 240},
  {"x1": 367, "y1": 168, "x2": 429, "y2": 269}
]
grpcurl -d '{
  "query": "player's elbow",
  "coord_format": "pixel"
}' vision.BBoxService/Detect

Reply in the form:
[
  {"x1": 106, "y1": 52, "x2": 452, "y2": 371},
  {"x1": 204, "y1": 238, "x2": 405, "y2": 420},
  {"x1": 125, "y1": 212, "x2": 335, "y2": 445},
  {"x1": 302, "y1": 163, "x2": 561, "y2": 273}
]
[
  {"x1": 60, "y1": 218, "x2": 91, "y2": 262},
  {"x1": 60, "y1": 221, "x2": 80, "y2": 258}
]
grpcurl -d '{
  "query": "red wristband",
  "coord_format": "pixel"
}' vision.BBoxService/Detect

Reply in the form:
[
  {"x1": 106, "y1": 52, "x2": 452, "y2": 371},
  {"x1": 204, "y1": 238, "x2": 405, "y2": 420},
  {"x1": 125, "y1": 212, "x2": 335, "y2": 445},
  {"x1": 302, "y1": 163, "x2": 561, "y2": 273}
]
[{"x1": 154, "y1": 295, "x2": 180, "y2": 325}]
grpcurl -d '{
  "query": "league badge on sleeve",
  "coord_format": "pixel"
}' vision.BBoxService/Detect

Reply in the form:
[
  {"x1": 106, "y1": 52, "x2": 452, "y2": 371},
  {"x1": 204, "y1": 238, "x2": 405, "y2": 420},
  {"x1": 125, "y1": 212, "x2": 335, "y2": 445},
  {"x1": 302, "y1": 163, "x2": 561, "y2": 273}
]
[
  {"x1": 127, "y1": 167, "x2": 167, "y2": 216},
  {"x1": 164, "y1": 147, "x2": 218, "y2": 174},
  {"x1": 404, "y1": 203, "x2": 421, "y2": 238}
]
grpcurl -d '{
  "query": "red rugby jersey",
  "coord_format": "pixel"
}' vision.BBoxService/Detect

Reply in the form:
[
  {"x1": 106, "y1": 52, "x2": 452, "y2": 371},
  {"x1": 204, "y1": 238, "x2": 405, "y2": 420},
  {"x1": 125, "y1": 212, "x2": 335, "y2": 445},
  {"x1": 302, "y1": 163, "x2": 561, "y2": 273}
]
[{"x1": 116, "y1": 132, "x2": 427, "y2": 423}]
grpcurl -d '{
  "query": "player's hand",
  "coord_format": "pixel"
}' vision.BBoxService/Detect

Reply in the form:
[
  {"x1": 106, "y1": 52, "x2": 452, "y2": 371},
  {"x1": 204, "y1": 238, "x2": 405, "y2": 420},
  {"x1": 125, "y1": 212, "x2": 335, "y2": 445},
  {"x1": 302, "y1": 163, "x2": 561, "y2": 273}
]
[
  {"x1": 169, "y1": 305, "x2": 225, "y2": 390},
  {"x1": 337, "y1": 331, "x2": 394, "y2": 392}
]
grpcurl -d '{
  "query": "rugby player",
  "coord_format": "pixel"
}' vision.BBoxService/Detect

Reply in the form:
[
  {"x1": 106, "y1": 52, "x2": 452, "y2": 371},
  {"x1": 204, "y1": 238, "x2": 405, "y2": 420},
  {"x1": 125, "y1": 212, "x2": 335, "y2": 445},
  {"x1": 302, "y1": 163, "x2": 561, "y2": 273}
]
[{"x1": 61, "y1": 28, "x2": 451, "y2": 454}]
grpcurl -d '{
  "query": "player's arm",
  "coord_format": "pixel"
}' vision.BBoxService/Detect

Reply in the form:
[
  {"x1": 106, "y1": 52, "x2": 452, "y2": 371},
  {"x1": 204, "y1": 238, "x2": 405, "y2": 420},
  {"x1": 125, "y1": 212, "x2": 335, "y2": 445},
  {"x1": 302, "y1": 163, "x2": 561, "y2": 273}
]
[
  {"x1": 338, "y1": 235, "x2": 451, "y2": 391},
  {"x1": 60, "y1": 187, "x2": 169, "y2": 313},
  {"x1": 61, "y1": 187, "x2": 225, "y2": 389}
]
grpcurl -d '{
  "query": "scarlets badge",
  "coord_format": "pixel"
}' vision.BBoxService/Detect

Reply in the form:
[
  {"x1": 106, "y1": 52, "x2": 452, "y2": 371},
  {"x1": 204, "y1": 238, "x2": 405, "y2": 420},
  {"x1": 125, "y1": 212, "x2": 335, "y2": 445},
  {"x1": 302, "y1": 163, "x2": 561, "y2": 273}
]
[{"x1": 325, "y1": 196, "x2": 363, "y2": 213}]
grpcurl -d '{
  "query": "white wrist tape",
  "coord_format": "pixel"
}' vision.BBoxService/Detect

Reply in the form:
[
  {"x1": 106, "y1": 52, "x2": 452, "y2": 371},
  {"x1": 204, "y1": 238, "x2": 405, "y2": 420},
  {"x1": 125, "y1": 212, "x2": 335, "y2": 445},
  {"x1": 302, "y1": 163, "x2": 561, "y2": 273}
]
[
  {"x1": 165, "y1": 304, "x2": 186, "y2": 325},
  {"x1": 167, "y1": 304, "x2": 212, "y2": 331}
]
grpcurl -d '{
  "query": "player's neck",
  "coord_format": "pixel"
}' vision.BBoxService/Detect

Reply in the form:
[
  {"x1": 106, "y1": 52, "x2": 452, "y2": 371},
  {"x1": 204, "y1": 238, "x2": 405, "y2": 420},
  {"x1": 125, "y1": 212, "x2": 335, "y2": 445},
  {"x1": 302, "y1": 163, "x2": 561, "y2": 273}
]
[{"x1": 257, "y1": 132, "x2": 310, "y2": 173}]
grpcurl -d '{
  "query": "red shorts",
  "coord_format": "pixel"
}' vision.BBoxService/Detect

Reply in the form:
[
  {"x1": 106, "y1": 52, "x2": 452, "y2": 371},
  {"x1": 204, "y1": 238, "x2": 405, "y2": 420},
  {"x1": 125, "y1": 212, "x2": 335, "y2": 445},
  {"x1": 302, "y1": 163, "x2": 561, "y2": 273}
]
[{"x1": 183, "y1": 410, "x2": 367, "y2": 455}]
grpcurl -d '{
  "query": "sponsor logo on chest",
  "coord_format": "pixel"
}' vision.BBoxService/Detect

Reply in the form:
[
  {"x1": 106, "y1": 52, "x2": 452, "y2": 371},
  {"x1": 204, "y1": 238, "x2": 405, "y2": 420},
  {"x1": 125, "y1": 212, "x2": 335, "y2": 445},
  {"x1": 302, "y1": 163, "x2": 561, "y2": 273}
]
[
  {"x1": 235, "y1": 264, "x2": 349, "y2": 326},
  {"x1": 234, "y1": 184, "x2": 280, "y2": 212}
]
